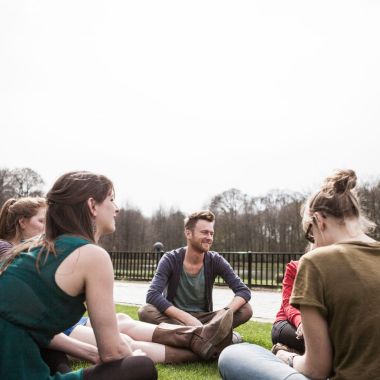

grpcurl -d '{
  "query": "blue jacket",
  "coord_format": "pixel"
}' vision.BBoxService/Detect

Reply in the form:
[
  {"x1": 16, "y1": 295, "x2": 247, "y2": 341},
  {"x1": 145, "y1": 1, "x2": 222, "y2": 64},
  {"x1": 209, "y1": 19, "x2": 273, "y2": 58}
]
[{"x1": 146, "y1": 247, "x2": 251, "y2": 313}]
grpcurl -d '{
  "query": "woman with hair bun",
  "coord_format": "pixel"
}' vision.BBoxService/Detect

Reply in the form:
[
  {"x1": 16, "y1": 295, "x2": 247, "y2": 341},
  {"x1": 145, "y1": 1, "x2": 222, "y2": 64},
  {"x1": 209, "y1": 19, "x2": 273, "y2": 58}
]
[
  {"x1": 0, "y1": 197, "x2": 46, "y2": 259},
  {"x1": 219, "y1": 169, "x2": 380, "y2": 380}
]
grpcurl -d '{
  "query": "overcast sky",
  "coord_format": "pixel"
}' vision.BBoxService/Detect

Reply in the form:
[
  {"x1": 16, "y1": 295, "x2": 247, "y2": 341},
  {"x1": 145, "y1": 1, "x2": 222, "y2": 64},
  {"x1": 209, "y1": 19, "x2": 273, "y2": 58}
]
[{"x1": 1, "y1": 1, "x2": 379, "y2": 215}]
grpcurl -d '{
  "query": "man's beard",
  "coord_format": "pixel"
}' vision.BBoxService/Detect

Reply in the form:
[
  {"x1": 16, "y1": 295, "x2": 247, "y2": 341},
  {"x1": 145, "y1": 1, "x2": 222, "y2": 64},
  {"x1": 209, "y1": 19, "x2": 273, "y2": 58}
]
[{"x1": 189, "y1": 239, "x2": 212, "y2": 253}]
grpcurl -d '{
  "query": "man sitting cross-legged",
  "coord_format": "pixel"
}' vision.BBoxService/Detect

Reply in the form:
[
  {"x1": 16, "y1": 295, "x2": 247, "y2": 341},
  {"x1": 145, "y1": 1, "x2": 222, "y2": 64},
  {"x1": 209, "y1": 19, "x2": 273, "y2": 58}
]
[{"x1": 138, "y1": 210, "x2": 252, "y2": 343}]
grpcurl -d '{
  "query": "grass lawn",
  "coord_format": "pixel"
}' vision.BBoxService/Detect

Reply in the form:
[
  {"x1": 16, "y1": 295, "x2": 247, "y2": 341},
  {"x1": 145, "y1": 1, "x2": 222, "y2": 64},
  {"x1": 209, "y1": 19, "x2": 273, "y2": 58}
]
[{"x1": 75, "y1": 304, "x2": 273, "y2": 379}]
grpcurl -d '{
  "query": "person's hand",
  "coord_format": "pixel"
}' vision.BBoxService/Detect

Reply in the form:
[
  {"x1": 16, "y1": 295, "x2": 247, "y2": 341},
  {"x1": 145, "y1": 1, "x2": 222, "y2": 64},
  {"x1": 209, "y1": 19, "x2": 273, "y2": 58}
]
[
  {"x1": 182, "y1": 314, "x2": 203, "y2": 326},
  {"x1": 132, "y1": 349, "x2": 147, "y2": 357},
  {"x1": 73, "y1": 343, "x2": 99, "y2": 364},
  {"x1": 87, "y1": 348, "x2": 101, "y2": 364},
  {"x1": 296, "y1": 323, "x2": 304, "y2": 340},
  {"x1": 275, "y1": 349, "x2": 292, "y2": 364}
]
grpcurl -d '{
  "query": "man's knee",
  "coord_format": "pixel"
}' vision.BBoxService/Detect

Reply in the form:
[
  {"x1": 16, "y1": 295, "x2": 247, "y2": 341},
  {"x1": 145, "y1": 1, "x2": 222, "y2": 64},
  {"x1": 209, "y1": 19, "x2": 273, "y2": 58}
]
[
  {"x1": 138, "y1": 304, "x2": 161, "y2": 324},
  {"x1": 239, "y1": 302, "x2": 253, "y2": 321},
  {"x1": 233, "y1": 302, "x2": 253, "y2": 327}
]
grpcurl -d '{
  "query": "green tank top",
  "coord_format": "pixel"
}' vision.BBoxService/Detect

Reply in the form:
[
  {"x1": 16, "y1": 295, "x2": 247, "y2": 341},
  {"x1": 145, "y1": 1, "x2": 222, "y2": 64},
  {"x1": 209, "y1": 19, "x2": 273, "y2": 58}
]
[{"x1": 0, "y1": 235, "x2": 91, "y2": 380}]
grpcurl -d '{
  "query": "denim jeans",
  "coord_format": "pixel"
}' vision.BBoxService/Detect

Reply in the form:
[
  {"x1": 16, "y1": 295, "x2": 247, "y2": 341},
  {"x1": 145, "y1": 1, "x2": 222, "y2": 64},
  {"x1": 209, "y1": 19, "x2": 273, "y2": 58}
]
[{"x1": 218, "y1": 343, "x2": 310, "y2": 380}]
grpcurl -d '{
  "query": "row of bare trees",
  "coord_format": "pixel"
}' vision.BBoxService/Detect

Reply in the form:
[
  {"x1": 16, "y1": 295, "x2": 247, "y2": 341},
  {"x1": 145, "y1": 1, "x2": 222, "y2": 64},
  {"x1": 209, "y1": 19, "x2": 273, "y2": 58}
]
[
  {"x1": 0, "y1": 168, "x2": 44, "y2": 206},
  {"x1": 1, "y1": 167, "x2": 380, "y2": 253},
  {"x1": 97, "y1": 184, "x2": 380, "y2": 253}
]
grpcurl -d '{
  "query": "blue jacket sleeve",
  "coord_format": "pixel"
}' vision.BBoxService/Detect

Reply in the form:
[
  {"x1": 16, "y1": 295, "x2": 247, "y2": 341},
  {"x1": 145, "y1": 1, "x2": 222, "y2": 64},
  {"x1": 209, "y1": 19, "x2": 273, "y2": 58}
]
[
  {"x1": 217, "y1": 255, "x2": 251, "y2": 302},
  {"x1": 146, "y1": 254, "x2": 174, "y2": 313}
]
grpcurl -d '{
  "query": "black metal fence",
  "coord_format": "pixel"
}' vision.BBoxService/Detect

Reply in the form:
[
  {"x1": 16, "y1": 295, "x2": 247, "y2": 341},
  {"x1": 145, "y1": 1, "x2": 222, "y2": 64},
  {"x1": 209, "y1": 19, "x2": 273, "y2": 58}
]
[{"x1": 109, "y1": 251, "x2": 303, "y2": 288}]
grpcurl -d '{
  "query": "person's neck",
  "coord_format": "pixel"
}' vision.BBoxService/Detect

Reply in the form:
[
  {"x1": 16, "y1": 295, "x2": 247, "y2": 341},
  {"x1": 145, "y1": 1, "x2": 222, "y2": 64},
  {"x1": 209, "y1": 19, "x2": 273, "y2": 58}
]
[
  {"x1": 330, "y1": 220, "x2": 375, "y2": 244},
  {"x1": 335, "y1": 232, "x2": 375, "y2": 244},
  {"x1": 93, "y1": 231, "x2": 101, "y2": 244},
  {"x1": 9, "y1": 236, "x2": 21, "y2": 246},
  {"x1": 185, "y1": 246, "x2": 205, "y2": 265}
]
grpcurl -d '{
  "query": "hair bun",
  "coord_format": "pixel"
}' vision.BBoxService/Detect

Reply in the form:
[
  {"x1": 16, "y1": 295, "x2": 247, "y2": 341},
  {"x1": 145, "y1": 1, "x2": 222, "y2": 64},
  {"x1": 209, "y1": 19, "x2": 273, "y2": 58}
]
[{"x1": 324, "y1": 169, "x2": 357, "y2": 194}]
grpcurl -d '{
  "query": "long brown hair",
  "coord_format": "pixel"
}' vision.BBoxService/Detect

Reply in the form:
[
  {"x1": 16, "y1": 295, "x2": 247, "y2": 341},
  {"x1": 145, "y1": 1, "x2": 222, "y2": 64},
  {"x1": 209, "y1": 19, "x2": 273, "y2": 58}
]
[
  {"x1": 0, "y1": 171, "x2": 114, "y2": 274},
  {"x1": 0, "y1": 197, "x2": 46, "y2": 242}
]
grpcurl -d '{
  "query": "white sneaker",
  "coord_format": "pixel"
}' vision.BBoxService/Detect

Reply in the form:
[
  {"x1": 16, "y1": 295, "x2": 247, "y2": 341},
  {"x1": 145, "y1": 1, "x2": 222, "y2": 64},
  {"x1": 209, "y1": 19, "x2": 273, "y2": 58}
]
[{"x1": 231, "y1": 331, "x2": 243, "y2": 344}]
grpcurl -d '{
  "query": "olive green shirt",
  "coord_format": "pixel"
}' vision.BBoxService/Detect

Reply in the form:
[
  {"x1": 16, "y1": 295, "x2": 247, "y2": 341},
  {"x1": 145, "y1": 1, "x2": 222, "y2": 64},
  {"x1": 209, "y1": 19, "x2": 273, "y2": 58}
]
[{"x1": 291, "y1": 241, "x2": 380, "y2": 380}]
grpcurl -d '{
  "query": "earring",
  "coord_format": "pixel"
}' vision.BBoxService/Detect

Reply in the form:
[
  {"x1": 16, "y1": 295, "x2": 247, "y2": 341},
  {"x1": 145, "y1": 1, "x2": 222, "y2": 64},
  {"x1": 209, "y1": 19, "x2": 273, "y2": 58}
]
[{"x1": 92, "y1": 219, "x2": 97, "y2": 234}]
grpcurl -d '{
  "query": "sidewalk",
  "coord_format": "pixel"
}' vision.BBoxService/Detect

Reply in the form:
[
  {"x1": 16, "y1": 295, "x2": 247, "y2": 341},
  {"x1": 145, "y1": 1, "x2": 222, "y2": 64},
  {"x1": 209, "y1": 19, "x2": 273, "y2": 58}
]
[{"x1": 114, "y1": 280, "x2": 281, "y2": 323}]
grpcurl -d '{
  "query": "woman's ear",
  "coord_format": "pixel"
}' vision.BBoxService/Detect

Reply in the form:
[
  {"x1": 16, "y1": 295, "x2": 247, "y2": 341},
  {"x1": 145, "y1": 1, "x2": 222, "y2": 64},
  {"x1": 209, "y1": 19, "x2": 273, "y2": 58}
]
[
  {"x1": 87, "y1": 198, "x2": 97, "y2": 217},
  {"x1": 18, "y1": 217, "x2": 26, "y2": 230},
  {"x1": 314, "y1": 212, "x2": 326, "y2": 231}
]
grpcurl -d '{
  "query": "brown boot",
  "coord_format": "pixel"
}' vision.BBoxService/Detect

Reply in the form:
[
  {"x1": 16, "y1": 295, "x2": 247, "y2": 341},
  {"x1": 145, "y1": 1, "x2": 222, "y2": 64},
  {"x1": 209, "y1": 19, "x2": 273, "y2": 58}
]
[
  {"x1": 152, "y1": 309, "x2": 233, "y2": 360},
  {"x1": 164, "y1": 346, "x2": 199, "y2": 363}
]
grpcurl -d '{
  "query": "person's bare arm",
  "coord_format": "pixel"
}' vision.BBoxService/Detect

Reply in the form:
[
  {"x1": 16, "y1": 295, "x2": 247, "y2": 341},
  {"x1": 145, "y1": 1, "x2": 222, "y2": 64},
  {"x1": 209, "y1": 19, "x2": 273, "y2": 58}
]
[
  {"x1": 164, "y1": 305, "x2": 203, "y2": 326},
  {"x1": 226, "y1": 295, "x2": 246, "y2": 312},
  {"x1": 276, "y1": 305, "x2": 332, "y2": 379},
  {"x1": 48, "y1": 333, "x2": 100, "y2": 364},
  {"x1": 83, "y1": 245, "x2": 134, "y2": 362}
]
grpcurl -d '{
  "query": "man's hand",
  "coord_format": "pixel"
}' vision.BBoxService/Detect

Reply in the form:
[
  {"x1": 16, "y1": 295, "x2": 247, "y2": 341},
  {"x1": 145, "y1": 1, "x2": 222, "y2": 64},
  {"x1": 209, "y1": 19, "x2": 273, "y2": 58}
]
[
  {"x1": 226, "y1": 295, "x2": 246, "y2": 312},
  {"x1": 165, "y1": 306, "x2": 203, "y2": 326},
  {"x1": 182, "y1": 314, "x2": 203, "y2": 326}
]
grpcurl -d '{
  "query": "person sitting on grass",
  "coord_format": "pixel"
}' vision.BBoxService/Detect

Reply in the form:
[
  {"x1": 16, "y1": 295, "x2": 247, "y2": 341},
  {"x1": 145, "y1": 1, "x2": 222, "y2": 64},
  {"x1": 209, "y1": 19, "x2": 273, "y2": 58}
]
[
  {"x1": 271, "y1": 259, "x2": 304, "y2": 356},
  {"x1": 0, "y1": 171, "x2": 232, "y2": 380},
  {"x1": 63, "y1": 308, "x2": 232, "y2": 364},
  {"x1": 219, "y1": 169, "x2": 380, "y2": 380},
  {"x1": 138, "y1": 210, "x2": 252, "y2": 344},
  {"x1": 0, "y1": 194, "x2": 230, "y2": 368},
  {"x1": 0, "y1": 197, "x2": 46, "y2": 260}
]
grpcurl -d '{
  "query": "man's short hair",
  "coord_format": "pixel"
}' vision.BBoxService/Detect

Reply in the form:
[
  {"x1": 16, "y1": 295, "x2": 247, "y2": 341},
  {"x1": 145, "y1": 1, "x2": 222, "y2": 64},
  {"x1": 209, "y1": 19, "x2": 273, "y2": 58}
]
[{"x1": 184, "y1": 210, "x2": 215, "y2": 231}]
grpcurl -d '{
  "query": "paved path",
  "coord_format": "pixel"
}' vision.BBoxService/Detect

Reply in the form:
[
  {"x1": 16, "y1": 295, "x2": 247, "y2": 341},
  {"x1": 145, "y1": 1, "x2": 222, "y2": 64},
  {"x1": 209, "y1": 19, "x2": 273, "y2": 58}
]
[{"x1": 114, "y1": 281, "x2": 281, "y2": 323}]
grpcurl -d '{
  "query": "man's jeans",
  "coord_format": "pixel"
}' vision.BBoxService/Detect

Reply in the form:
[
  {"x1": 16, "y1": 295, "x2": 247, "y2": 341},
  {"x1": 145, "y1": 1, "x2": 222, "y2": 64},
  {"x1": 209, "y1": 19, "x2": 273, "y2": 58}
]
[{"x1": 218, "y1": 343, "x2": 310, "y2": 380}]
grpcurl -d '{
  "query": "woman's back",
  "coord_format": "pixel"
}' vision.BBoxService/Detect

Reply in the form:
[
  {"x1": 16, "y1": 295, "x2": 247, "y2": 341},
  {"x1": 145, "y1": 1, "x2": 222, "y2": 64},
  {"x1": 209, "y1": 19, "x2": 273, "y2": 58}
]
[
  {"x1": 0, "y1": 235, "x2": 90, "y2": 380},
  {"x1": 292, "y1": 241, "x2": 380, "y2": 379}
]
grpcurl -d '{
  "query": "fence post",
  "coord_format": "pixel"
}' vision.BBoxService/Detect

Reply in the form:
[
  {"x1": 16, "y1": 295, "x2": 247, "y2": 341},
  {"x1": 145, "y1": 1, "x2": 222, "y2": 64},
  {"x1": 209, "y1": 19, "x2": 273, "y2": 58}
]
[{"x1": 247, "y1": 251, "x2": 252, "y2": 288}]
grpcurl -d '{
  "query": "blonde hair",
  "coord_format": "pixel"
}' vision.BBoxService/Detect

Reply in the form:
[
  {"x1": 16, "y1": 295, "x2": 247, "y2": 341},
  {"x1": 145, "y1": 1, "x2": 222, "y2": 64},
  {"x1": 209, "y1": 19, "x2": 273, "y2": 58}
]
[{"x1": 302, "y1": 169, "x2": 375, "y2": 233}]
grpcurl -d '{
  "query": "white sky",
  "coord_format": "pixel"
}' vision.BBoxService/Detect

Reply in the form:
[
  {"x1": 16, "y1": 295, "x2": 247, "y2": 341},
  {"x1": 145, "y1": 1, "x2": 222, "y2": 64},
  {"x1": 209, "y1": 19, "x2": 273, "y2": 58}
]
[{"x1": 1, "y1": 1, "x2": 379, "y2": 215}]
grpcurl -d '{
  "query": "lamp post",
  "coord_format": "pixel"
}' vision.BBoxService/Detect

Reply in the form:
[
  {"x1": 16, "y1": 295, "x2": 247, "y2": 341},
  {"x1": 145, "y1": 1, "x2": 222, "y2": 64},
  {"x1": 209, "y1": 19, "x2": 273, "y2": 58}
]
[{"x1": 153, "y1": 242, "x2": 164, "y2": 253}]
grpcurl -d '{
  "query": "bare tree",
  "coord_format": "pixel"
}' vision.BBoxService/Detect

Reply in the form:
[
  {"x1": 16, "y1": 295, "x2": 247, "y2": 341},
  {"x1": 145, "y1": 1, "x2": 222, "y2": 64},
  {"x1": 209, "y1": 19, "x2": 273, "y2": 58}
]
[
  {"x1": 9, "y1": 168, "x2": 44, "y2": 197},
  {"x1": 151, "y1": 207, "x2": 185, "y2": 250},
  {"x1": 0, "y1": 168, "x2": 16, "y2": 206},
  {"x1": 209, "y1": 188, "x2": 246, "y2": 251}
]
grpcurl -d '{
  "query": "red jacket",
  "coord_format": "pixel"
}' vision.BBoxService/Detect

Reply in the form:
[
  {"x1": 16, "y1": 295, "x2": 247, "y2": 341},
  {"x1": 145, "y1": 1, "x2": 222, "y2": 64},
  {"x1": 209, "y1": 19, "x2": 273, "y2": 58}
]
[{"x1": 274, "y1": 260, "x2": 301, "y2": 327}]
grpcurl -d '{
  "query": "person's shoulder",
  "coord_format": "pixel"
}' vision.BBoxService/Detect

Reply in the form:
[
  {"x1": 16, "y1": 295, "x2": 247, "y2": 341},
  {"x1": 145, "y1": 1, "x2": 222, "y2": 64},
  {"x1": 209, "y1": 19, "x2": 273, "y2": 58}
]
[
  {"x1": 206, "y1": 250, "x2": 222, "y2": 258},
  {"x1": 0, "y1": 239, "x2": 12, "y2": 247},
  {"x1": 287, "y1": 260, "x2": 299, "y2": 269},
  {"x1": 305, "y1": 244, "x2": 346, "y2": 258},
  {"x1": 206, "y1": 251, "x2": 228, "y2": 265},
  {"x1": 285, "y1": 260, "x2": 299, "y2": 274},
  {"x1": 300, "y1": 245, "x2": 346, "y2": 270},
  {"x1": 73, "y1": 243, "x2": 110, "y2": 263},
  {"x1": 164, "y1": 247, "x2": 185, "y2": 259}
]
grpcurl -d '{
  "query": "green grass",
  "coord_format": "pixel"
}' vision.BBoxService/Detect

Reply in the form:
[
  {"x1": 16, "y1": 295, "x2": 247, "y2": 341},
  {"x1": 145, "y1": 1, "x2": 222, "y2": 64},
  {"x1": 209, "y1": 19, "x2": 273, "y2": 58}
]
[{"x1": 75, "y1": 304, "x2": 273, "y2": 379}]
